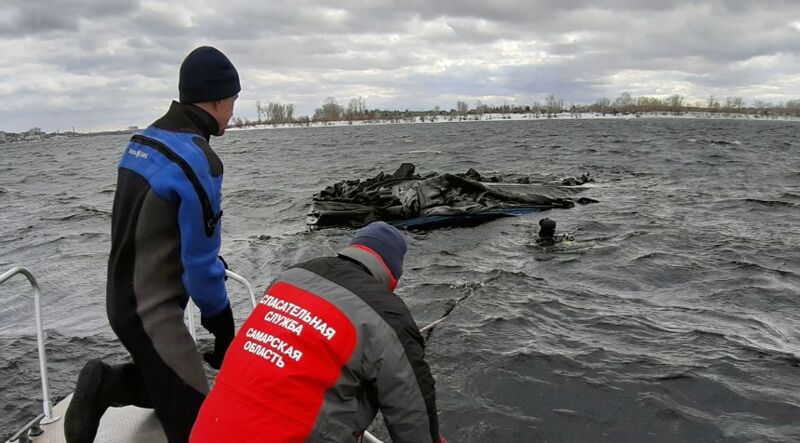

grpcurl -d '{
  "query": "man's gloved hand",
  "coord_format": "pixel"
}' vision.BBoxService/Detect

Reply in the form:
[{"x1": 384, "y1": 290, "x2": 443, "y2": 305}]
[
  {"x1": 201, "y1": 303, "x2": 235, "y2": 370},
  {"x1": 219, "y1": 255, "x2": 229, "y2": 281}
]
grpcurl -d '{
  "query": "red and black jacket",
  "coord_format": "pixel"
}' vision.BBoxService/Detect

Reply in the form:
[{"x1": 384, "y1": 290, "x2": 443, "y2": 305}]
[{"x1": 191, "y1": 246, "x2": 441, "y2": 443}]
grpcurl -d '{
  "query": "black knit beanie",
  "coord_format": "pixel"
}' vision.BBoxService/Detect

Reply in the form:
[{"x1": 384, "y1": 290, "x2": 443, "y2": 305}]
[{"x1": 179, "y1": 46, "x2": 241, "y2": 104}]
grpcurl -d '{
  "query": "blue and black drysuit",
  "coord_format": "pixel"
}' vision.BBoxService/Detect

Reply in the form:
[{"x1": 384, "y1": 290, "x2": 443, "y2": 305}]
[{"x1": 106, "y1": 101, "x2": 233, "y2": 442}]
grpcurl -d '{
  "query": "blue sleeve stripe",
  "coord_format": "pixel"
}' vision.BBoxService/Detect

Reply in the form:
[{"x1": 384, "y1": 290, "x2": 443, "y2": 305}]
[{"x1": 131, "y1": 134, "x2": 222, "y2": 236}]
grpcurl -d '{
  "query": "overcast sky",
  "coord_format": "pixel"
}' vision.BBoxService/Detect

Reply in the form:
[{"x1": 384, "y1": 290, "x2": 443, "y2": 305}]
[{"x1": 1, "y1": 0, "x2": 798, "y2": 132}]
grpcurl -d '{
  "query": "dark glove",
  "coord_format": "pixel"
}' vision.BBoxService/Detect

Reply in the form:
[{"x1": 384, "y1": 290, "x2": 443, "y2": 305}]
[
  {"x1": 201, "y1": 303, "x2": 234, "y2": 369},
  {"x1": 219, "y1": 255, "x2": 229, "y2": 281}
]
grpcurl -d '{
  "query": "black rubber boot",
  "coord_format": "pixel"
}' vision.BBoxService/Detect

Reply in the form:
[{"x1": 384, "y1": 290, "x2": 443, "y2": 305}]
[{"x1": 64, "y1": 359, "x2": 112, "y2": 443}]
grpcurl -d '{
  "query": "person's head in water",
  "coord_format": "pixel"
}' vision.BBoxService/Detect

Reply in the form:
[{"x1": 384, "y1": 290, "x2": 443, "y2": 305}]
[
  {"x1": 349, "y1": 222, "x2": 407, "y2": 285},
  {"x1": 538, "y1": 218, "x2": 556, "y2": 238},
  {"x1": 179, "y1": 46, "x2": 240, "y2": 136}
]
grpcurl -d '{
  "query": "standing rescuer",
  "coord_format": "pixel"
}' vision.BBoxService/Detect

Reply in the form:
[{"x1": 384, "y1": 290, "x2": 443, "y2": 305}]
[
  {"x1": 65, "y1": 46, "x2": 240, "y2": 443},
  {"x1": 190, "y1": 222, "x2": 445, "y2": 443}
]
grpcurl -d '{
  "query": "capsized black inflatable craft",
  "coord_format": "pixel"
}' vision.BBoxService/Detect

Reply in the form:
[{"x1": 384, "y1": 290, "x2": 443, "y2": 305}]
[{"x1": 306, "y1": 163, "x2": 597, "y2": 230}]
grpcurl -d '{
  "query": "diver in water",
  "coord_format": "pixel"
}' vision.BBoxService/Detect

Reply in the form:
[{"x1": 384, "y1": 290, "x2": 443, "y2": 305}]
[{"x1": 536, "y1": 218, "x2": 574, "y2": 245}]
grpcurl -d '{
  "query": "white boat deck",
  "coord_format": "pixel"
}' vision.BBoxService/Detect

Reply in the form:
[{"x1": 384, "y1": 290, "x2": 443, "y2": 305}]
[
  {"x1": 21, "y1": 395, "x2": 384, "y2": 443},
  {"x1": 28, "y1": 395, "x2": 166, "y2": 443}
]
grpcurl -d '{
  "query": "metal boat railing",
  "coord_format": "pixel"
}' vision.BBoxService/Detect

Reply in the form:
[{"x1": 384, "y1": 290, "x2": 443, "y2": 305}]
[
  {"x1": 1, "y1": 266, "x2": 59, "y2": 443},
  {"x1": 186, "y1": 269, "x2": 257, "y2": 341},
  {"x1": 1, "y1": 267, "x2": 260, "y2": 443},
  {"x1": 5, "y1": 413, "x2": 47, "y2": 443},
  {"x1": 0, "y1": 267, "x2": 59, "y2": 424}
]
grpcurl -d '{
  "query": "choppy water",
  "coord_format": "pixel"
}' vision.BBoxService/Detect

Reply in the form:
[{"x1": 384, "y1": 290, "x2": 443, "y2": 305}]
[{"x1": 1, "y1": 118, "x2": 799, "y2": 442}]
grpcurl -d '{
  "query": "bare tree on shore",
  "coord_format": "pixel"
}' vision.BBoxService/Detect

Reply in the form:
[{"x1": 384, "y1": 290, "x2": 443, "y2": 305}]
[
  {"x1": 594, "y1": 97, "x2": 612, "y2": 114},
  {"x1": 255, "y1": 101, "x2": 264, "y2": 122},
  {"x1": 456, "y1": 101, "x2": 469, "y2": 116},
  {"x1": 545, "y1": 94, "x2": 564, "y2": 116},
  {"x1": 707, "y1": 95, "x2": 721, "y2": 111},
  {"x1": 314, "y1": 97, "x2": 343, "y2": 122},
  {"x1": 723, "y1": 96, "x2": 744, "y2": 111},
  {"x1": 614, "y1": 92, "x2": 635, "y2": 113},
  {"x1": 286, "y1": 104, "x2": 294, "y2": 122},
  {"x1": 667, "y1": 95, "x2": 684, "y2": 112},
  {"x1": 346, "y1": 96, "x2": 368, "y2": 121}
]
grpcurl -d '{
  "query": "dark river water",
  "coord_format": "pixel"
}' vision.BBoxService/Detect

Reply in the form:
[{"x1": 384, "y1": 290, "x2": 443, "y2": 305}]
[{"x1": 1, "y1": 118, "x2": 799, "y2": 442}]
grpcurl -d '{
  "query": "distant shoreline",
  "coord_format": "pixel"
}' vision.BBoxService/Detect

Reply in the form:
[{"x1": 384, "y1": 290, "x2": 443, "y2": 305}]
[
  {"x1": 229, "y1": 111, "x2": 800, "y2": 132},
  {"x1": 3, "y1": 111, "x2": 797, "y2": 144}
]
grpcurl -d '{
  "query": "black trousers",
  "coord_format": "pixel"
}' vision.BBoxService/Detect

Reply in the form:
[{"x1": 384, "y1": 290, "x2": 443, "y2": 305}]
[
  {"x1": 106, "y1": 358, "x2": 205, "y2": 442},
  {"x1": 109, "y1": 299, "x2": 208, "y2": 443}
]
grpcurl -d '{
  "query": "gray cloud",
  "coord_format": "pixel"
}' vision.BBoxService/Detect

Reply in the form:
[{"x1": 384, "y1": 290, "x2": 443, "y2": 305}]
[
  {"x1": 0, "y1": 0, "x2": 139, "y2": 36},
  {"x1": 0, "y1": 0, "x2": 799, "y2": 132}
]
